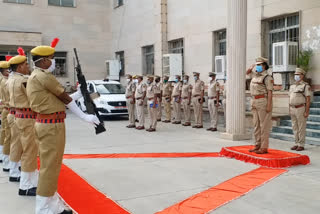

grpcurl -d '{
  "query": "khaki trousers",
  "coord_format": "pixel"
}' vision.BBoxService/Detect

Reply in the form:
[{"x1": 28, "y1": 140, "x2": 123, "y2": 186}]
[
  {"x1": 2, "y1": 109, "x2": 10, "y2": 155},
  {"x1": 222, "y1": 99, "x2": 226, "y2": 123},
  {"x1": 192, "y1": 97, "x2": 203, "y2": 126},
  {"x1": 16, "y1": 118, "x2": 38, "y2": 172},
  {"x1": 126, "y1": 98, "x2": 135, "y2": 126},
  {"x1": 252, "y1": 100, "x2": 272, "y2": 149},
  {"x1": 147, "y1": 101, "x2": 158, "y2": 129},
  {"x1": 35, "y1": 122, "x2": 66, "y2": 197},
  {"x1": 172, "y1": 98, "x2": 181, "y2": 122},
  {"x1": 181, "y1": 99, "x2": 191, "y2": 123},
  {"x1": 208, "y1": 99, "x2": 218, "y2": 128},
  {"x1": 157, "y1": 101, "x2": 162, "y2": 120},
  {"x1": 8, "y1": 113, "x2": 22, "y2": 163},
  {"x1": 136, "y1": 99, "x2": 145, "y2": 127},
  {"x1": 163, "y1": 97, "x2": 171, "y2": 121},
  {"x1": 290, "y1": 106, "x2": 307, "y2": 147}
]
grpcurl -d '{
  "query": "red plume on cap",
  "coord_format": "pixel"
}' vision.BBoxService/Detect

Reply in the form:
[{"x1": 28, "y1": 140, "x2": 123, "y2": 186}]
[
  {"x1": 5, "y1": 55, "x2": 13, "y2": 61},
  {"x1": 17, "y1": 47, "x2": 26, "y2": 56},
  {"x1": 51, "y1": 38, "x2": 60, "y2": 48}
]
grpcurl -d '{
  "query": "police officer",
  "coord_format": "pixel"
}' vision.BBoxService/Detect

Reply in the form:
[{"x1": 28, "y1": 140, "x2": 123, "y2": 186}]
[
  {"x1": 289, "y1": 68, "x2": 311, "y2": 151},
  {"x1": 146, "y1": 75, "x2": 160, "y2": 132},
  {"x1": 222, "y1": 79, "x2": 227, "y2": 126},
  {"x1": 155, "y1": 75, "x2": 162, "y2": 121},
  {"x1": 172, "y1": 75, "x2": 182, "y2": 124},
  {"x1": 161, "y1": 75, "x2": 172, "y2": 123},
  {"x1": 0, "y1": 59, "x2": 11, "y2": 169},
  {"x1": 27, "y1": 39, "x2": 99, "y2": 214},
  {"x1": 8, "y1": 49, "x2": 38, "y2": 195},
  {"x1": 125, "y1": 74, "x2": 136, "y2": 128},
  {"x1": 192, "y1": 72, "x2": 205, "y2": 128},
  {"x1": 247, "y1": 57, "x2": 273, "y2": 154},
  {"x1": 181, "y1": 75, "x2": 192, "y2": 126},
  {"x1": 207, "y1": 72, "x2": 220, "y2": 132},
  {"x1": 135, "y1": 75, "x2": 146, "y2": 130}
]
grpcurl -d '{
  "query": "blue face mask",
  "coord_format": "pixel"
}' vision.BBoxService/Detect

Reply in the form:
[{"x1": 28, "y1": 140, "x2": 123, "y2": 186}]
[
  {"x1": 256, "y1": 65, "x2": 263, "y2": 73},
  {"x1": 294, "y1": 75, "x2": 301, "y2": 82},
  {"x1": 194, "y1": 76, "x2": 198, "y2": 81},
  {"x1": 175, "y1": 79, "x2": 179, "y2": 83}
]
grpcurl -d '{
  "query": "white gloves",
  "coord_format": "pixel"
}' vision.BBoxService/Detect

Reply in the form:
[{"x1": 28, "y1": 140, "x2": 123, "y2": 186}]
[
  {"x1": 67, "y1": 100, "x2": 100, "y2": 125},
  {"x1": 69, "y1": 85, "x2": 82, "y2": 101}
]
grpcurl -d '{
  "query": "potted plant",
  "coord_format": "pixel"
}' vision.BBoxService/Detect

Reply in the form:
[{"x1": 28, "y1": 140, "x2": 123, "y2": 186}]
[{"x1": 296, "y1": 49, "x2": 313, "y2": 85}]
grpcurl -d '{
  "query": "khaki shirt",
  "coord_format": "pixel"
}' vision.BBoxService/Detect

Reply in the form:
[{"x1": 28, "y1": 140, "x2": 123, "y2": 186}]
[
  {"x1": 125, "y1": 81, "x2": 136, "y2": 98},
  {"x1": 208, "y1": 81, "x2": 220, "y2": 97},
  {"x1": 192, "y1": 79, "x2": 205, "y2": 96},
  {"x1": 289, "y1": 81, "x2": 312, "y2": 106},
  {"x1": 146, "y1": 83, "x2": 160, "y2": 99},
  {"x1": 1, "y1": 76, "x2": 10, "y2": 107},
  {"x1": 8, "y1": 73, "x2": 30, "y2": 109},
  {"x1": 27, "y1": 68, "x2": 65, "y2": 114},
  {"x1": 135, "y1": 82, "x2": 146, "y2": 99},
  {"x1": 181, "y1": 83, "x2": 192, "y2": 98},
  {"x1": 162, "y1": 82, "x2": 172, "y2": 97},
  {"x1": 172, "y1": 82, "x2": 182, "y2": 97},
  {"x1": 250, "y1": 71, "x2": 273, "y2": 96}
]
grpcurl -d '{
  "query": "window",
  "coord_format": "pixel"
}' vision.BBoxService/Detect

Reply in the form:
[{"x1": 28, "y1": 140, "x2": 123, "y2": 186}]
[
  {"x1": 115, "y1": 51, "x2": 125, "y2": 76},
  {"x1": 114, "y1": 0, "x2": 123, "y2": 8},
  {"x1": 95, "y1": 84, "x2": 126, "y2": 94},
  {"x1": 215, "y1": 30, "x2": 227, "y2": 56},
  {"x1": 142, "y1": 45, "x2": 154, "y2": 75},
  {"x1": 267, "y1": 14, "x2": 299, "y2": 64},
  {"x1": 168, "y1": 38, "x2": 184, "y2": 73},
  {"x1": 4, "y1": 0, "x2": 32, "y2": 4},
  {"x1": 53, "y1": 52, "x2": 67, "y2": 77},
  {"x1": 48, "y1": 0, "x2": 75, "y2": 7}
]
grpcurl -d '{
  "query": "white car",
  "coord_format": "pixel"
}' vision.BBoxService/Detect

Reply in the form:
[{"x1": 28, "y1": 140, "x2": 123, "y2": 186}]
[{"x1": 76, "y1": 80, "x2": 128, "y2": 117}]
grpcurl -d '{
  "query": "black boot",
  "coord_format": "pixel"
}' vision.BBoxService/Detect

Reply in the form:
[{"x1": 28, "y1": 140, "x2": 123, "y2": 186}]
[
  {"x1": 9, "y1": 177, "x2": 20, "y2": 182},
  {"x1": 19, "y1": 187, "x2": 37, "y2": 196},
  {"x1": 3, "y1": 168, "x2": 9, "y2": 172},
  {"x1": 59, "y1": 210, "x2": 73, "y2": 214}
]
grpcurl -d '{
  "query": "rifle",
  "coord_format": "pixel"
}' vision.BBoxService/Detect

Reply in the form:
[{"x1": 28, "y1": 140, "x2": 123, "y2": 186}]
[{"x1": 73, "y1": 48, "x2": 106, "y2": 134}]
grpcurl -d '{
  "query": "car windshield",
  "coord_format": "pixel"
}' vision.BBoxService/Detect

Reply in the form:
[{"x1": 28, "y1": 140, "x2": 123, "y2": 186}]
[{"x1": 95, "y1": 84, "x2": 126, "y2": 94}]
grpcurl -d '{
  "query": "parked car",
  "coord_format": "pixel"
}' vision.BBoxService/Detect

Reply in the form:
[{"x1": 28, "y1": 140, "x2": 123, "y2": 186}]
[{"x1": 76, "y1": 80, "x2": 128, "y2": 117}]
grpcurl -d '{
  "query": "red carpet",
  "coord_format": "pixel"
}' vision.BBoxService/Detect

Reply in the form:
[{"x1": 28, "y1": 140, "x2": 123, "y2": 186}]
[
  {"x1": 220, "y1": 145, "x2": 310, "y2": 168},
  {"x1": 63, "y1": 152, "x2": 221, "y2": 159},
  {"x1": 156, "y1": 167, "x2": 287, "y2": 214},
  {"x1": 58, "y1": 164, "x2": 129, "y2": 214}
]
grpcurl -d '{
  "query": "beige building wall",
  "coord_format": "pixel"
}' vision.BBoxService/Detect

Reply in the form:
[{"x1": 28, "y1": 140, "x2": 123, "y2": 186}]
[{"x1": 0, "y1": 0, "x2": 111, "y2": 85}]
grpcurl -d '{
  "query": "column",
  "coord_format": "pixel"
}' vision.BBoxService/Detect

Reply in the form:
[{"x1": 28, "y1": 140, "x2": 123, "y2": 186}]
[{"x1": 221, "y1": 0, "x2": 251, "y2": 141}]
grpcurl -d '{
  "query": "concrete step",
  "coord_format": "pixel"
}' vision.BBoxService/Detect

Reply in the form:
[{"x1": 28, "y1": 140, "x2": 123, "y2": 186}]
[
  {"x1": 310, "y1": 108, "x2": 320, "y2": 115},
  {"x1": 280, "y1": 120, "x2": 320, "y2": 130},
  {"x1": 272, "y1": 126, "x2": 320, "y2": 138},
  {"x1": 314, "y1": 95, "x2": 320, "y2": 102},
  {"x1": 308, "y1": 115, "x2": 320, "y2": 122},
  {"x1": 270, "y1": 132, "x2": 320, "y2": 146},
  {"x1": 311, "y1": 102, "x2": 320, "y2": 108}
]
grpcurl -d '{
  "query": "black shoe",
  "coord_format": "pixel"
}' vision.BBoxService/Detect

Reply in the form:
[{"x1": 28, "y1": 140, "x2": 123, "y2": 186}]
[
  {"x1": 59, "y1": 210, "x2": 73, "y2": 214},
  {"x1": 9, "y1": 177, "x2": 20, "y2": 182},
  {"x1": 3, "y1": 168, "x2": 9, "y2": 172},
  {"x1": 0, "y1": 160, "x2": 2, "y2": 163},
  {"x1": 19, "y1": 166, "x2": 21, "y2": 171},
  {"x1": 19, "y1": 187, "x2": 37, "y2": 196}
]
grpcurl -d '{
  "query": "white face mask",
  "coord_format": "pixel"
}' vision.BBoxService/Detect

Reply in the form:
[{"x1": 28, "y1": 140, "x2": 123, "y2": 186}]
[
  {"x1": 134, "y1": 79, "x2": 138, "y2": 84},
  {"x1": 294, "y1": 75, "x2": 301, "y2": 82},
  {"x1": 126, "y1": 79, "x2": 131, "y2": 83},
  {"x1": 183, "y1": 79, "x2": 188, "y2": 84},
  {"x1": 48, "y1": 59, "x2": 56, "y2": 73},
  {"x1": 208, "y1": 77, "x2": 213, "y2": 82}
]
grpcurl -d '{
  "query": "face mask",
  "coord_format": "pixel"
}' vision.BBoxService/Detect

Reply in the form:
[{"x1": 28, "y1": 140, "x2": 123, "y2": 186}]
[
  {"x1": 208, "y1": 77, "x2": 214, "y2": 82},
  {"x1": 183, "y1": 79, "x2": 188, "y2": 84},
  {"x1": 126, "y1": 79, "x2": 131, "y2": 83},
  {"x1": 256, "y1": 65, "x2": 263, "y2": 73},
  {"x1": 194, "y1": 76, "x2": 198, "y2": 81},
  {"x1": 134, "y1": 79, "x2": 138, "y2": 84},
  {"x1": 147, "y1": 80, "x2": 152, "y2": 85},
  {"x1": 48, "y1": 59, "x2": 56, "y2": 73},
  {"x1": 175, "y1": 79, "x2": 179, "y2": 83},
  {"x1": 294, "y1": 75, "x2": 301, "y2": 82},
  {"x1": 164, "y1": 79, "x2": 168, "y2": 83}
]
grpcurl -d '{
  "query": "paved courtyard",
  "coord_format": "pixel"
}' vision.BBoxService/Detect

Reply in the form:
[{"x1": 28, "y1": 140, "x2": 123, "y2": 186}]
[{"x1": 1, "y1": 112, "x2": 320, "y2": 214}]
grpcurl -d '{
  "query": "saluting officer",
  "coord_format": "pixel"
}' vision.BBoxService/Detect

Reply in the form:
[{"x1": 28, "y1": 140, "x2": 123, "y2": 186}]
[
  {"x1": 125, "y1": 74, "x2": 136, "y2": 128},
  {"x1": 146, "y1": 75, "x2": 160, "y2": 132},
  {"x1": 0, "y1": 58, "x2": 11, "y2": 170},
  {"x1": 289, "y1": 68, "x2": 312, "y2": 151},
  {"x1": 155, "y1": 75, "x2": 162, "y2": 121},
  {"x1": 207, "y1": 72, "x2": 220, "y2": 132},
  {"x1": 172, "y1": 75, "x2": 182, "y2": 124},
  {"x1": 161, "y1": 75, "x2": 172, "y2": 123},
  {"x1": 27, "y1": 39, "x2": 99, "y2": 214},
  {"x1": 8, "y1": 48, "x2": 39, "y2": 195},
  {"x1": 247, "y1": 57, "x2": 274, "y2": 154},
  {"x1": 181, "y1": 75, "x2": 192, "y2": 126},
  {"x1": 135, "y1": 75, "x2": 146, "y2": 130},
  {"x1": 192, "y1": 72, "x2": 205, "y2": 128}
]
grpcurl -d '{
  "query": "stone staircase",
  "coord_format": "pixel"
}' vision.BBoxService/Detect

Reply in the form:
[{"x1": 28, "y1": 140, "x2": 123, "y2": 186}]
[{"x1": 270, "y1": 95, "x2": 320, "y2": 146}]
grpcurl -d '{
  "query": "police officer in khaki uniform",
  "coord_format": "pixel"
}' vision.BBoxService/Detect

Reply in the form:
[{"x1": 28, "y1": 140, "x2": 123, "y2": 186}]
[
  {"x1": 181, "y1": 75, "x2": 192, "y2": 126},
  {"x1": 172, "y1": 75, "x2": 182, "y2": 124},
  {"x1": 222, "y1": 80, "x2": 227, "y2": 126},
  {"x1": 0, "y1": 59, "x2": 11, "y2": 169},
  {"x1": 161, "y1": 75, "x2": 172, "y2": 123},
  {"x1": 125, "y1": 74, "x2": 136, "y2": 128},
  {"x1": 8, "y1": 50, "x2": 39, "y2": 195},
  {"x1": 192, "y1": 72, "x2": 205, "y2": 128},
  {"x1": 27, "y1": 40, "x2": 99, "y2": 214},
  {"x1": 289, "y1": 68, "x2": 312, "y2": 151},
  {"x1": 207, "y1": 72, "x2": 220, "y2": 132},
  {"x1": 135, "y1": 75, "x2": 147, "y2": 130},
  {"x1": 155, "y1": 75, "x2": 162, "y2": 121},
  {"x1": 247, "y1": 57, "x2": 274, "y2": 154},
  {"x1": 146, "y1": 75, "x2": 160, "y2": 132}
]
